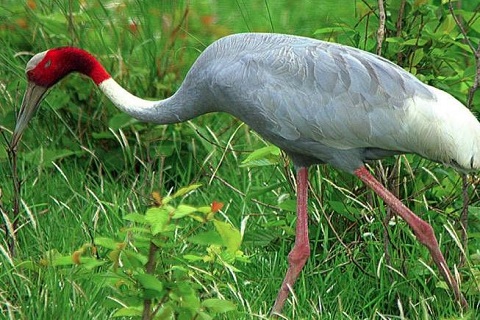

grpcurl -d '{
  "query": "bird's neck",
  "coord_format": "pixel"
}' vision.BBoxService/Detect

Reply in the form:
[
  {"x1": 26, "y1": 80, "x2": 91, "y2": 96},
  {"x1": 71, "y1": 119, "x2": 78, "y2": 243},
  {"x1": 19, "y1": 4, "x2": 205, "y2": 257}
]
[
  {"x1": 59, "y1": 47, "x2": 111, "y2": 85},
  {"x1": 55, "y1": 47, "x2": 212, "y2": 124},
  {"x1": 98, "y1": 78, "x2": 208, "y2": 124}
]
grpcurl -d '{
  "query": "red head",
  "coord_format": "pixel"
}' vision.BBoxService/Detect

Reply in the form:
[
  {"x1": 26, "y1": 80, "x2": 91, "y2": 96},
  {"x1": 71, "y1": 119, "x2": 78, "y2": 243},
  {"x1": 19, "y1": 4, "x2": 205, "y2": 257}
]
[
  {"x1": 11, "y1": 47, "x2": 111, "y2": 148},
  {"x1": 26, "y1": 47, "x2": 111, "y2": 87}
]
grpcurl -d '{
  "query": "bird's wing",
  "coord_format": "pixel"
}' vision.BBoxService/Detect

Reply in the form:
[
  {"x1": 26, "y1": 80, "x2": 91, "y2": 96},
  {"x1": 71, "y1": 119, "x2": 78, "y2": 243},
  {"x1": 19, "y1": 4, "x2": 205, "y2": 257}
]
[{"x1": 214, "y1": 37, "x2": 436, "y2": 153}]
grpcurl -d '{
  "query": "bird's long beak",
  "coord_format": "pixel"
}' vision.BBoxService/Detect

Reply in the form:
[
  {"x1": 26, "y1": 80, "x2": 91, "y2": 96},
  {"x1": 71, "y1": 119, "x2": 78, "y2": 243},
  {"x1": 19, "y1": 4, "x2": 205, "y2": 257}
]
[{"x1": 11, "y1": 81, "x2": 48, "y2": 149}]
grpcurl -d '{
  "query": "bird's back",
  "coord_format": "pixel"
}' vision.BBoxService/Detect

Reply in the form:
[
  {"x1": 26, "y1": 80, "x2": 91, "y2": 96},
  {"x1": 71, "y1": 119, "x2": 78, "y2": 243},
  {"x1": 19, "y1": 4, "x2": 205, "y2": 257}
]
[{"x1": 182, "y1": 33, "x2": 480, "y2": 172}]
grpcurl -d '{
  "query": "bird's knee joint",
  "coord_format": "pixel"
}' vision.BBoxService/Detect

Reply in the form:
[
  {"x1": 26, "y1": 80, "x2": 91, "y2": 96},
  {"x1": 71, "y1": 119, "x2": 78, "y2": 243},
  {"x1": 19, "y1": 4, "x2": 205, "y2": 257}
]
[
  {"x1": 414, "y1": 220, "x2": 437, "y2": 247},
  {"x1": 288, "y1": 244, "x2": 310, "y2": 264}
]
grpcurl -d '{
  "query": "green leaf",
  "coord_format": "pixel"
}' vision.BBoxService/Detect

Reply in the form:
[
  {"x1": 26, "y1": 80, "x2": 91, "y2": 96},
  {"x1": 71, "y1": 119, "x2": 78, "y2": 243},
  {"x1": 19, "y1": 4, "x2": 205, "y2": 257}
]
[
  {"x1": 81, "y1": 258, "x2": 106, "y2": 270},
  {"x1": 188, "y1": 230, "x2": 223, "y2": 246},
  {"x1": 23, "y1": 148, "x2": 81, "y2": 167},
  {"x1": 153, "y1": 141, "x2": 176, "y2": 157},
  {"x1": 121, "y1": 226, "x2": 151, "y2": 235},
  {"x1": 108, "y1": 113, "x2": 137, "y2": 130},
  {"x1": 155, "y1": 304, "x2": 175, "y2": 319},
  {"x1": 385, "y1": 36, "x2": 404, "y2": 43},
  {"x1": 457, "y1": 10, "x2": 480, "y2": 34},
  {"x1": 468, "y1": 206, "x2": 480, "y2": 231},
  {"x1": 95, "y1": 237, "x2": 121, "y2": 250},
  {"x1": 213, "y1": 220, "x2": 242, "y2": 253},
  {"x1": 240, "y1": 145, "x2": 281, "y2": 167},
  {"x1": 51, "y1": 255, "x2": 76, "y2": 266},
  {"x1": 218, "y1": 250, "x2": 240, "y2": 265},
  {"x1": 124, "y1": 249, "x2": 149, "y2": 266},
  {"x1": 201, "y1": 299, "x2": 236, "y2": 313},
  {"x1": 446, "y1": 38, "x2": 473, "y2": 53},
  {"x1": 437, "y1": 14, "x2": 456, "y2": 35},
  {"x1": 171, "y1": 282, "x2": 200, "y2": 311},
  {"x1": 112, "y1": 306, "x2": 143, "y2": 317},
  {"x1": 195, "y1": 311, "x2": 213, "y2": 320},
  {"x1": 172, "y1": 204, "x2": 198, "y2": 219},
  {"x1": 278, "y1": 199, "x2": 296, "y2": 212},
  {"x1": 172, "y1": 184, "x2": 203, "y2": 198},
  {"x1": 145, "y1": 207, "x2": 170, "y2": 235},
  {"x1": 403, "y1": 38, "x2": 428, "y2": 46},
  {"x1": 123, "y1": 213, "x2": 147, "y2": 224},
  {"x1": 197, "y1": 206, "x2": 212, "y2": 214},
  {"x1": 328, "y1": 200, "x2": 357, "y2": 221},
  {"x1": 136, "y1": 273, "x2": 164, "y2": 293},
  {"x1": 410, "y1": 48, "x2": 424, "y2": 67}
]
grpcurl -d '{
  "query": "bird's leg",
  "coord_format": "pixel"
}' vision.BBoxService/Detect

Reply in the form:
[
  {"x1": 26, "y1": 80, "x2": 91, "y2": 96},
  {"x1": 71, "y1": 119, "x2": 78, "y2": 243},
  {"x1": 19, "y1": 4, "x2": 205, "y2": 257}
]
[
  {"x1": 354, "y1": 166, "x2": 468, "y2": 309},
  {"x1": 271, "y1": 166, "x2": 310, "y2": 316}
]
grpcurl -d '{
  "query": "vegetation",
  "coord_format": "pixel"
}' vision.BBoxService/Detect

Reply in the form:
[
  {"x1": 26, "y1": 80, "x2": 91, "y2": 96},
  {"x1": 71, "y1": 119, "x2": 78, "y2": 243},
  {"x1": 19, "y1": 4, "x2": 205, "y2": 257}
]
[{"x1": 1, "y1": 0, "x2": 479, "y2": 319}]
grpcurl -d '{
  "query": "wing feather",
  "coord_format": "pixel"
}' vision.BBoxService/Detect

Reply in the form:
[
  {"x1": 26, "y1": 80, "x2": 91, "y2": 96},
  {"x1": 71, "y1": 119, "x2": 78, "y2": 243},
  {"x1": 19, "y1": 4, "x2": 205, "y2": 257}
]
[{"x1": 207, "y1": 33, "x2": 437, "y2": 156}]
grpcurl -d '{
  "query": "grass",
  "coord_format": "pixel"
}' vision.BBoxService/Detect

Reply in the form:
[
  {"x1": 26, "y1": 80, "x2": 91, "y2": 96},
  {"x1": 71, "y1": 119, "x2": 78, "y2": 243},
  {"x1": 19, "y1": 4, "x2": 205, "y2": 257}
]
[{"x1": 1, "y1": 0, "x2": 480, "y2": 319}]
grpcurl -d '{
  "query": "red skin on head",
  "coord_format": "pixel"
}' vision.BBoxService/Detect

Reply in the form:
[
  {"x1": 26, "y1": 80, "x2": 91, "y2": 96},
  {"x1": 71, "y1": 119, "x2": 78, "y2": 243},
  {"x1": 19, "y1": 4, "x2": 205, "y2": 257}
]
[{"x1": 27, "y1": 47, "x2": 111, "y2": 87}]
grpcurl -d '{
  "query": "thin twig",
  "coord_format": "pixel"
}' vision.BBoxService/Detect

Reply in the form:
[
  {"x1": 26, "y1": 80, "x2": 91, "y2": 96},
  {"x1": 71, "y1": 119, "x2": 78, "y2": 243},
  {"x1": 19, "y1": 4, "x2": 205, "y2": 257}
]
[
  {"x1": 395, "y1": 0, "x2": 407, "y2": 64},
  {"x1": 6, "y1": 141, "x2": 20, "y2": 257},
  {"x1": 376, "y1": 0, "x2": 386, "y2": 55},
  {"x1": 142, "y1": 241, "x2": 159, "y2": 320},
  {"x1": 448, "y1": 1, "x2": 477, "y2": 55},
  {"x1": 459, "y1": 175, "x2": 469, "y2": 267}
]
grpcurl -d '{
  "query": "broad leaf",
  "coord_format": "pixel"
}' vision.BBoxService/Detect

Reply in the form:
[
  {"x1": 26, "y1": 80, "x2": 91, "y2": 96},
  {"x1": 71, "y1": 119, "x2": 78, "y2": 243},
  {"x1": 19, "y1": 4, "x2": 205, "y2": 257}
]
[
  {"x1": 213, "y1": 220, "x2": 242, "y2": 254},
  {"x1": 108, "y1": 113, "x2": 137, "y2": 130},
  {"x1": 136, "y1": 273, "x2": 164, "y2": 293},
  {"x1": 240, "y1": 145, "x2": 281, "y2": 167},
  {"x1": 201, "y1": 298, "x2": 236, "y2": 313},
  {"x1": 123, "y1": 213, "x2": 147, "y2": 224},
  {"x1": 95, "y1": 237, "x2": 121, "y2": 250},
  {"x1": 172, "y1": 204, "x2": 198, "y2": 219},
  {"x1": 172, "y1": 184, "x2": 203, "y2": 198},
  {"x1": 112, "y1": 307, "x2": 143, "y2": 317},
  {"x1": 188, "y1": 230, "x2": 223, "y2": 246},
  {"x1": 145, "y1": 207, "x2": 170, "y2": 235}
]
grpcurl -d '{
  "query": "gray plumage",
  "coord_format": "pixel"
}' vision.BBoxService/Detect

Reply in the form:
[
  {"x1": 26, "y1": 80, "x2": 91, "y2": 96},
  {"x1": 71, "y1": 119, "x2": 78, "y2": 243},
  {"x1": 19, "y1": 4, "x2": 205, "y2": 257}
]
[
  {"x1": 152, "y1": 33, "x2": 480, "y2": 172},
  {"x1": 15, "y1": 33, "x2": 480, "y2": 171}
]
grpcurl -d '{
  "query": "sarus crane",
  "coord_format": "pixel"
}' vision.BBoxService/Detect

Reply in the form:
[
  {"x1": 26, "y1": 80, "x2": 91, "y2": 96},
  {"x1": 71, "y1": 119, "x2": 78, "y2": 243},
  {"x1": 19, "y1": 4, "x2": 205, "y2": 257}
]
[{"x1": 12, "y1": 33, "x2": 476, "y2": 314}]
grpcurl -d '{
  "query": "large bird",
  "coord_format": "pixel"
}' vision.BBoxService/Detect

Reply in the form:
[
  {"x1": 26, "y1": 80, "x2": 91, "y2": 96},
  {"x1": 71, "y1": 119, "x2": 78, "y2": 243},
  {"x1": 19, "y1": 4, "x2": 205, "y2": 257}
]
[{"x1": 12, "y1": 33, "x2": 476, "y2": 314}]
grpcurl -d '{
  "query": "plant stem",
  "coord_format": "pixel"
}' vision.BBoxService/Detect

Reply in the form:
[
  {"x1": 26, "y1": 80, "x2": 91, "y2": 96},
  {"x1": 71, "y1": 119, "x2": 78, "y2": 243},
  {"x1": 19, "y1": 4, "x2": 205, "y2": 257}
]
[
  {"x1": 5, "y1": 142, "x2": 20, "y2": 257},
  {"x1": 142, "y1": 241, "x2": 159, "y2": 320},
  {"x1": 376, "y1": 0, "x2": 386, "y2": 55}
]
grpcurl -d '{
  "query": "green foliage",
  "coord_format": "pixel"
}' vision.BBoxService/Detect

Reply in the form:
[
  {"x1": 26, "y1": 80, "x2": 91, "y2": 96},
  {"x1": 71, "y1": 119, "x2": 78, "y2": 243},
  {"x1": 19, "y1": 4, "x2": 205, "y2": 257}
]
[
  {"x1": 240, "y1": 145, "x2": 281, "y2": 168},
  {"x1": 15, "y1": 184, "x2": 246, "y2": 319}
]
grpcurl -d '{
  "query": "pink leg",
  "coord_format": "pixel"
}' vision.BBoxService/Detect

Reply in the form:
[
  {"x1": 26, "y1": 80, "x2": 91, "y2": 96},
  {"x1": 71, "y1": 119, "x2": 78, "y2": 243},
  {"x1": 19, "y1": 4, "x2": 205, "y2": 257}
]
[
  {"x1": 271, "y1": 166, "x2": 310, "y2": 315},
  {"x1": 354, "y1": 166, "x2": 467, "y2": 309}
]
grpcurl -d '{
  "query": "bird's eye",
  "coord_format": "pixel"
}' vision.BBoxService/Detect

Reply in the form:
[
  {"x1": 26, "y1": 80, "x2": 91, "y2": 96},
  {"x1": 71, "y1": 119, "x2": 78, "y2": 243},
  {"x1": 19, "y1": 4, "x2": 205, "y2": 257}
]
[{"x1": 44, "y1": 60, "x2": 52, "y2": 68}]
